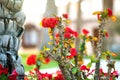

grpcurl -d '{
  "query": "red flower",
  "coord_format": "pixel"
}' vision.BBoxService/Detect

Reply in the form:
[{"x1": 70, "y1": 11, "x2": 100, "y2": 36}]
[
  {"x1": 24, "y1": 76, "x2": 29, "y2": 80},
  {"x1": 99, "y1": 68, "x2": 104, "y2": 74},
  {"x1": 64, "y1": 32, "x2": 71, "y2": 38},
  {"x1": 70, "y1": 48, "x2": 77, "y2": 56},
  {"x1": 62, "y1": 13, "x2": 68, "y2": 19},
  {"x1": 111, "y1": 70, "x2": 119, "y2": 78},
  {"x1": 0, "y1": 64, "x2": 8, "y2": 75},
  {"x1": 65, "y1": 27, "x2": 78, "y2": 37},
  {"x1": 66, "y1": 55, "x2": 74, "y2": 59},
  {"x1": 55, "y1": 71, "x2": 65, "y2": 80},
  {"x1": 105, "y1": 32, "x2": 109, "y2": 38},
  {"x1": 26, "y1": 54, "x2": 36, "y2": 65},
  {"x1": 107, "y1": 8, "x2": 113, "y2": 17},
  {"x1": 73, "y1": 31, "x2": 78, "y2": 37},
  {"x1": 8, "y1": 69, "x2": 18, "y2": 80},
  {"x1": 29, "y1": 70, "x2": 35, "y2": 75},
  {"x1": 82, "y1": 29, "x2": 89, "y2": 35},
  {"x1": 42, "y1": 18, "x2": 58, "y2": 28},
  {"x1": 34, "y1": 68, "x2": 41, "y2": 74},
  {"x1": 41, "y1": 73, "x2": 52, "y2": 79},
  {"x1": 44, "y1": 57, "x2": 50, "y2": 64},
  {"x1": 0, "y1": 64, "x2": 2, "y2": 69},
  {"x1": 66, "y1": 48, "x2": 77, "y2": 59},
  {"x1": 55, "y1": 33, "x2": 60, "y2": 37},
  {"x1": 80, "y1": 65, "x2": 90, "y2": 72},
  {"x1": 65, "y1": 27, "x2": 74, "y2": 34}
]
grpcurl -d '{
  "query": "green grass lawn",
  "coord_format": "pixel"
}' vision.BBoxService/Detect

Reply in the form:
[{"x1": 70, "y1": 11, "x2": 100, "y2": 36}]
[{"x1": 20, "y1": 54, "x2": 58, "y2": 71}]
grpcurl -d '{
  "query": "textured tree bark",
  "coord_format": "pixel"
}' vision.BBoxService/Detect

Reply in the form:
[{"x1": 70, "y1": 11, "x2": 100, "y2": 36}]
[
  {"x1": 103, "y1": 0, "x2": 113, "y2": 10},
  {"x1": 59, "y1": 64, "x2": 72, "y2": 80}
]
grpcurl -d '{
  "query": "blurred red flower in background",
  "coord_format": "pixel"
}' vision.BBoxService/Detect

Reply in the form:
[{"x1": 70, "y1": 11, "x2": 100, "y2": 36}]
[
  {"x1": 65, "y1": 27, "x2": 74, "y2": 34},
  {"x1": 64, "y1": 27, "x2": 78, "y2": 38},
  {"x1": 62, "y1": 13, "x2": 68, "y2": 19},
  {"x1": 107, "y1": 8, "x2": 113, "y2": 17},
  {"x1": 27, "y1": 54, "x2": 36, "y2": 65},
  {"x1": 82, "y1": 29, "x2": 89, "y2": 35}
]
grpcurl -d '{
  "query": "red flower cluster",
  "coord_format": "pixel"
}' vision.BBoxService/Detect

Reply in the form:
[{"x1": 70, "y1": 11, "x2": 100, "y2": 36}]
[
  {"x1": 34, "y1": 68, "x2": 52, "y2": 80},
  {"x1": 82, "y1": 29, "x2": 89, "y2": 35},
  {"x1": 99, "y1": 68, "x2": 119, "y2": 79},
  {"x1": 28, "y1": 68, "x2": 63, "y2": 80},
  {"x1": 26, "y1": 54, "x2": 36, "y2": 65},
  {"x1": 8, "y1": 69, "x2": 18, "y2": 80},
  {"x1": 111, "y1": 71, "x2": 119, "y2": 78},
  {"x1": 0, "y1": 64, "x2": 18, "y2": 80},
  {"x1": 0, "y1": 64, "x2": 8, "y2": 75},
  {"x1": 64, "y1": 27, "x2": 78, "y2": 38},
  {"x1": 42, "y1": 18, "x2": 58, "y2": 28},
  {"x1": 54, "y1": 71, "x2": 65, "y2": 80}
]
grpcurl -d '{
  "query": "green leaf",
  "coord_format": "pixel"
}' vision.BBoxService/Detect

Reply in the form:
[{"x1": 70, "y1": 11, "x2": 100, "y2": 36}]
[
  {"x1": 90, "y1": 55, "x2": 98, "y2": 63},
  {"x1": 104, "y1": 9, "x2": 108, "y2": 15},
  {"x1": 79, "y1": 42, "x2": 85, "y2": 51},
  {"x1": 67, "y1": 76, "x2": 71, "y2": 80},
  {"x1": 72, "y1": 67, "x2": 77, "y2": 74},
  {"x1": 101, "y1": 12, "x2": 107, "y2": 19},
  {"x1": 70, "y1": 58, "x2": 75, "y2": 65},
  {"x1": 87, "y1": 62, "x2": 92, "y2": 68},
  {"x1": 59, "y1": 42, "x2": 62, "y2": 48}
]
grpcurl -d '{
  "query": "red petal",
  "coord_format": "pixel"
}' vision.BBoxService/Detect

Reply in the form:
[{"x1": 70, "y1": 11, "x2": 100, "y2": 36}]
[
  {"x1": 82, "y1": 29, "x2": 89, "y2": 35},
  {"x1": 107, "y1": 8, "x2": 113, "y2": 17}
]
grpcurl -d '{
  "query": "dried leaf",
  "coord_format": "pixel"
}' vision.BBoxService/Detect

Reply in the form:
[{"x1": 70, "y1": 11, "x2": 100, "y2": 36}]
[
  {"x1": 48, "y1": 42, "x2": 53, "y2": 45},
  {"x1": 111, "y1": 52, "x2": 117, "y2": 57}
]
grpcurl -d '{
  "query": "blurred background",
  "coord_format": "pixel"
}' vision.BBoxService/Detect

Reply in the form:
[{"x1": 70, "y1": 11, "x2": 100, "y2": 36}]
[{"x1": 19, "y1": 0, "x2": 120, "y2": 72}]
